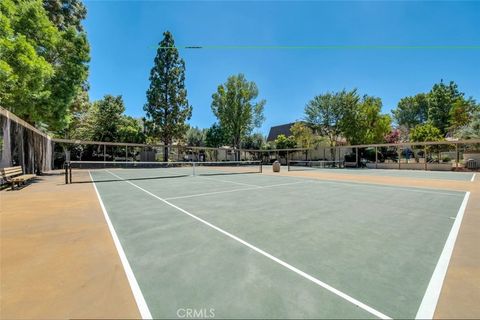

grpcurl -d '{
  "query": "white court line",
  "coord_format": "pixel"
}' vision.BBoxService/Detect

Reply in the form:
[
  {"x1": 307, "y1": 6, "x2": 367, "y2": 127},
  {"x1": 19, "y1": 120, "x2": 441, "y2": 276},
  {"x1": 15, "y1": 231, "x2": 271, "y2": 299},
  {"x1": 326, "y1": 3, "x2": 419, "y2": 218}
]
[
  {"x1": 165, "y1": 181, "x2": 308, "y2": 200},
  {"x1": 105, "y1": 170, "x2": 391, "y2": 319},
  {"x1": 165, "y1": 186, "x2": 261, "y2": 200},
  {"x1": 89, "y1": 172, "x2": 152, "y2": 319},
  {"x1": 471, "y1": 173, "x2": 476, "y2": 182},
  {"x1": 198, "y1": 175, "x2": 261, "y2": 187},
  {"x1": 415, "y1": 192, "x2": 471, "y2": 319}
]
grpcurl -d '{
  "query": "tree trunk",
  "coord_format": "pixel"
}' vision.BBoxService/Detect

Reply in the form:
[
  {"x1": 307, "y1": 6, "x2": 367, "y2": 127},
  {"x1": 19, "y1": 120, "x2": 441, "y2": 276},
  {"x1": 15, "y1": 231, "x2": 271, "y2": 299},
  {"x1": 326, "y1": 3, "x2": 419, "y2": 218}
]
[
  {"x1": 163, "y1": 145, "x2": 169, "y2": 162},
  {"x1": 234, "y1": 137, "x2": 241, "y2": 161},
  {"x1": 329, "y1": 138, "x2": 336, "y2": 161}
]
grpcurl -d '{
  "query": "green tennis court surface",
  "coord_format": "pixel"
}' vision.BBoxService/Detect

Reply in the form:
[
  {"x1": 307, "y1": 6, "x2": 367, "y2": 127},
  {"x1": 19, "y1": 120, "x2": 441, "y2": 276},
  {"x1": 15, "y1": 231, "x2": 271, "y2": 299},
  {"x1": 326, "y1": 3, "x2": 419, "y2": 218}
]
[
  {"x1": 290, "y1": 166, "x2": 475, "y2": 181},
  {"x1": 91, "y1": 169, "x2": 467, "y2": 319}
]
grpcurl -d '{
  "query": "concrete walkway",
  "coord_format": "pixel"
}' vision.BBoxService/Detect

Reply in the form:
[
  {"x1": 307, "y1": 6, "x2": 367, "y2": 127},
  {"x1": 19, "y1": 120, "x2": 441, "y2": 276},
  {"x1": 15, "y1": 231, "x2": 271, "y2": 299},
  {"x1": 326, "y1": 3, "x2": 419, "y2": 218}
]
[{"x1": 0, "y1": 171, "x2": 140, "y2": 319}]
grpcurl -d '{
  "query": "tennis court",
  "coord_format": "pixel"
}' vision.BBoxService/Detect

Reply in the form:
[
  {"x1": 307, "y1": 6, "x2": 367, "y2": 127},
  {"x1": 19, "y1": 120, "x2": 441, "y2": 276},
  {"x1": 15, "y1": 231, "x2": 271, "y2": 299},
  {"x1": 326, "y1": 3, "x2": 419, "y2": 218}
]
[{"x1": 76, "y1": 162, "x2": 470, "y2": 319}]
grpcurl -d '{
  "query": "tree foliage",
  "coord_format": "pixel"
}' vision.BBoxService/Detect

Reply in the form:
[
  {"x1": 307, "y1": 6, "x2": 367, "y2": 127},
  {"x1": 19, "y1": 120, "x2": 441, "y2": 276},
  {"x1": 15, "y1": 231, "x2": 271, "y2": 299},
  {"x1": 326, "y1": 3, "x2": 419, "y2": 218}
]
[
  {"x1": 43, "y1": 0, "x2": 87, "y2": 32},
  {"x1": 455, "y1": 111, "x2": 480, "y2": 140},
  {"x1": 91, "y1": 95, "x2": 125, "y2": 142},
  {"x1": 384, "y1": 129, "x2": 401, "y2": 144},
  {"x1": 242, "y1": 133, "x2": 265, "y2": 150},
  {"x1": 448, "y1": 99, "x2": 478, "y2": 132},
  {"x1": 304, "y1": 91, "x2": 347, "y2": 147},
  {"x1": 205, "y1": 123, "x2": 227, "y2": 148},
  {"x1": 391, "y1": 80, "x2": 478, "y2": 138},
  {"x1": 410, "y1": 123, "x2": 443, "y2": 142},
  {"x1": 185, "y1": 126, "x2": 207, "y2": 147},
  {"x1": 392, "y1": 94, "x2": 428, "y2": 129},
  {"x1": 1, "y1": 0, "x2": 55, "y2": 122},
  {"x1": 117, "y1": 116, "x2": 145, "y2": 144},
  {"x1": 0, "y1": 0, "x2": 89, "y2": 131},
  {"x1": 144, "y1": 31, "x2": 192, "y2": 159},
  {"x1": 211, "y1": 74, "x2": 265, "y2": 149},
  {"x1": 304, "y1": 89, "x2": 391, "y2": 146},
  {"x1": 341, "y1": 94, "x2": 392, "y2": 145},
  {"x1": 427, "y1": 81, "x2": 463, "y2": 134},
  {"x1": 274, "y1": 134, "x2": 296, "y2": 149},
  {"x1": 290, "y1": 122, "x2": 318, "y2": 148},
  {"x1": 72, "y1": 95, "x2": 144, "y2": 143}
]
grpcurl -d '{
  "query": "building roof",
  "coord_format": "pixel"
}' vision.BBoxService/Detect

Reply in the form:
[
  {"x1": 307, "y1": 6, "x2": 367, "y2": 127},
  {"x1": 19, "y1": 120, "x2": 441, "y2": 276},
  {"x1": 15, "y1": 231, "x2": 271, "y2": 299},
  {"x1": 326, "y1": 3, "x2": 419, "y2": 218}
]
[{"x1": 267, "y1": 123, "x2": 296, "y2": 141}]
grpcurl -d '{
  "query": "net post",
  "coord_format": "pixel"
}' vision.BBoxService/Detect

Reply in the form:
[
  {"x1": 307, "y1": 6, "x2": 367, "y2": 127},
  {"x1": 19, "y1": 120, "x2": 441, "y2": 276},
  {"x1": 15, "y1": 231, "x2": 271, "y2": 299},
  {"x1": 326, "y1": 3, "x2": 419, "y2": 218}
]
[
  {"x1": 375, "y1": 146, "x2": 378, "y2": 169},
  {"x1": 455, "y1": 143, "x2": 459, "y2": 169},
  {"x1": 398, "y1": 146, "x2": 402, "y2": 169},
  {"x1": 259, "y1": 161, "x2": 262, "y2": 173},
  {"x1": 355, "y1": 147, "x2": 359, "y2": 168},
  {"x1": 69, "y1": 164, "x2": 72, "y2": 183},
  {"x1": 103, "y1": 144, "x2": 106, "y2": 161},
  {"x1": 424, "y1": 145, "x2": 428, "y2": 170},
  {"x1": 64, "y1": 162, "x2": 69, "y2": 184}
]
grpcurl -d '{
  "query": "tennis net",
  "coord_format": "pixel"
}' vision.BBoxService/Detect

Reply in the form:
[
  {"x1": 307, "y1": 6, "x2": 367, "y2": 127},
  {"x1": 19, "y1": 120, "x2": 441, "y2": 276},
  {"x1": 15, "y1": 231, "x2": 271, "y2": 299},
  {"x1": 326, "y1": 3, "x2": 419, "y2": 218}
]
[
  {"x1": 65, "y1": 160, "x2": 262, "y2": 184},
  {"x1": 287, "y1": 160, "x2": 345, "y2": 171}
]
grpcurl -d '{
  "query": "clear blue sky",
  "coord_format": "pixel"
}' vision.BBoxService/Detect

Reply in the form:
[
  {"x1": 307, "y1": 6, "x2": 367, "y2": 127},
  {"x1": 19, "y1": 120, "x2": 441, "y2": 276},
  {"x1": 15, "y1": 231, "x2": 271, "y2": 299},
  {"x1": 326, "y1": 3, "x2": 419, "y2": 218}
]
[{"x1": 84, "y1": 0, "x2": 480, "y2": 135}]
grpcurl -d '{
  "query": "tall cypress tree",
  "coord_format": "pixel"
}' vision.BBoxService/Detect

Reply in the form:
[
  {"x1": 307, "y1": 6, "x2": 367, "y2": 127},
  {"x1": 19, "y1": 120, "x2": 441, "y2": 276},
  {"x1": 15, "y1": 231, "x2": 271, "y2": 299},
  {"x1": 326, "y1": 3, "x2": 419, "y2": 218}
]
[{"x1": 144, "y1": 31, "x2": 192, "y2": 161}]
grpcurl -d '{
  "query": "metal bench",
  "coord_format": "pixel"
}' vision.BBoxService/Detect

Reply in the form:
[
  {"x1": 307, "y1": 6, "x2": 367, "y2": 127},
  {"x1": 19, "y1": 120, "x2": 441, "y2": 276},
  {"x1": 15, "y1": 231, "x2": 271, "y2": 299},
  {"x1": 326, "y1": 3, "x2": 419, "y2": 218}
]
[{"x1": 0, "y1": 166, "x2": 36, "y2": 190}]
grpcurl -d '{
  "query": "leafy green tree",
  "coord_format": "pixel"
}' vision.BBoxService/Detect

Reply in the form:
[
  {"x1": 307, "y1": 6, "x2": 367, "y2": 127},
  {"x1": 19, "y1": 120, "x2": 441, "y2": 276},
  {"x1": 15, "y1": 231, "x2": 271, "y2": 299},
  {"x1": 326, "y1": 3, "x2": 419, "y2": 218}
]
[
  {"x1": 43, "y1": 0, "x2": 87, "y2": 32},
  {"x1": 1, "y1": 0, "x2": 55, "y2": 122},
  {"x1": 242, "y1": 133, "x2": 265, "y2": 149},
  {"x1": 58, "y1": 89, "x2": 90, "y2": 139},
  {"x1": 73, "y1": 95, "x2": 144, "y2": 143},
  {"x1": 393, "y1": 80, "x2": 478, "y2": 138},
  {"x1": 118, "y1": 116, "x2": 146, "y2": 144},
  {"x1": 205, "y1": 123, "x2": 227, "y2": 148},
  {"x1": 211, "y1": 74, "x2": 265, "y2": 155},
  {"x1": 340, "y1": 94, "x2": 391, "y2": 145},
  {"x1": 90, "y1": 95, "x2": 126, "y2": 142},
  {"x1": 456, "y1": 111, "x2": 480, "y2": 140},
  {"x1": 290, "y1": 122, "x2": 318, "y2": 148},
  {"x1": 144, "y1": 31, "x2": 192, "y2": 161},
  {"x1": 274, "y1": 134, "x2": 296, "y2": 149},
  {"x1": 46, "y1": 25, "x2": 90, "y2": 130},
  {"x1": 392, "y1": 94, "x2": 429, "y2": 129},
  {"x1": 449, "y1": 99, "x2": 478, "y2": 133},
  {"x1": 185, "y1": 126, "x2": 207, "y2": 147},
  {"x1": 0, "y1": 0, "x2": 89, "y2": 131},
  {"x1": 427, "y1": 81, "x2": 463, "y2": 134},
  {"x1": 304, "y1": 91, "x2": 349, "y2": 148},
  {"x1": 410, "y1": 123, "x2": 443, "y2": 142}
]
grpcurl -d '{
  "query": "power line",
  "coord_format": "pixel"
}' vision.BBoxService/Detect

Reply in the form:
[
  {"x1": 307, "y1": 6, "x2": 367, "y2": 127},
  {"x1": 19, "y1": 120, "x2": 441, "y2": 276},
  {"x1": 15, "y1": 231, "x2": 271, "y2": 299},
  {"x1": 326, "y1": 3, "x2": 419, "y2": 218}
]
[{"x1": 156, "y1": 45, "x2": 480, "y2": 50}]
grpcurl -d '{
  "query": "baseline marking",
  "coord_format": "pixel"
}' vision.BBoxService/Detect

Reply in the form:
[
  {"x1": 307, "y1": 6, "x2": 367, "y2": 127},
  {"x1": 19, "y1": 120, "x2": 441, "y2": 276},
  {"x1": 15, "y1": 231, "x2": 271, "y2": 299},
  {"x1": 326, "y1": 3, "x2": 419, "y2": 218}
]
[
  {"x1": 165, "y1": 181, "x2": 308, "y2": 200},
  {"x1": 89, "y1": 172, "x2": 152, "y2": 319},
  {"x1": 105, "y1": 170, "x2": 391, "y2": 319},
  {"x1": 471, "y1": 173, "x2": 476, "y2": 182},
  {"x1": 415, "y1": 192, "x2": 471, "y2": 319}
]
